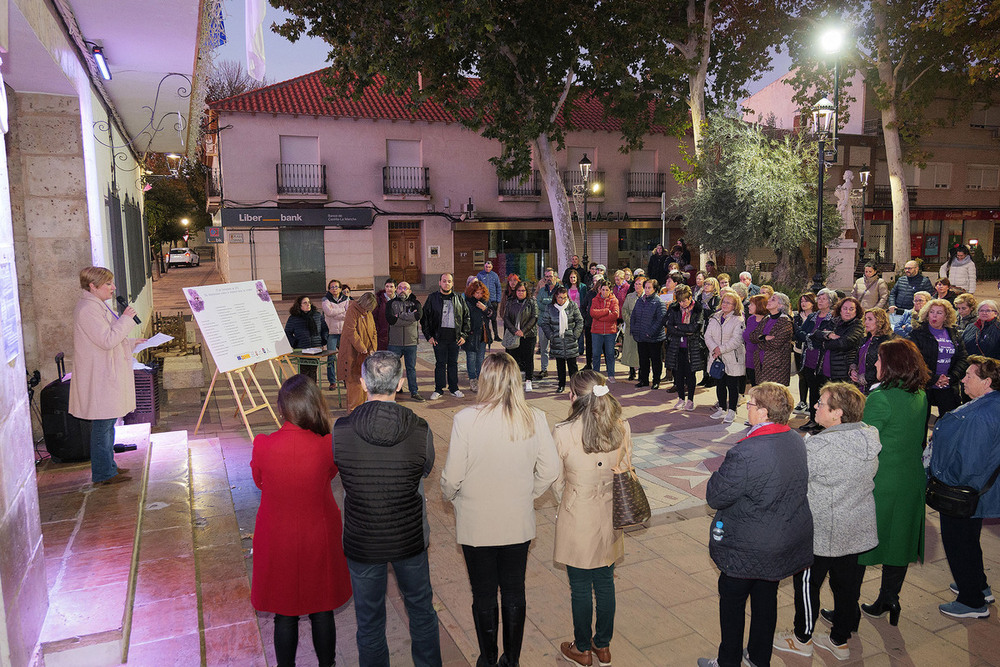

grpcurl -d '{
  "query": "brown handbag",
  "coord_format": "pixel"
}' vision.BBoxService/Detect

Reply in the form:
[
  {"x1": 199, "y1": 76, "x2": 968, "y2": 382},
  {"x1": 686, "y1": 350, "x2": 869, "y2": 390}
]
[{"x1": 612, "y1": 438, "x2": 651, "y2": 529}]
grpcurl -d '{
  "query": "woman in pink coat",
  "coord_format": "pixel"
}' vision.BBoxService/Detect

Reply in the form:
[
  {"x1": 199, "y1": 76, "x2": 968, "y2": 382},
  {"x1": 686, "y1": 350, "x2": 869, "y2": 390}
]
[
  {"x1": 69, "y1": 266, "x2": 139, "y2": 485},
  {"x1": 251, "y1": 375, "x2": 352, "y2": 667}
]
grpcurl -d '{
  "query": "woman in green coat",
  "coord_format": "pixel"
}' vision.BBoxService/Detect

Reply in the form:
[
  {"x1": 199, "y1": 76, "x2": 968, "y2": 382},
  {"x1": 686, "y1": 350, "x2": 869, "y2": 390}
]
[{"x1": 856, "y1": 338, "x2": 930, "y2": 625}]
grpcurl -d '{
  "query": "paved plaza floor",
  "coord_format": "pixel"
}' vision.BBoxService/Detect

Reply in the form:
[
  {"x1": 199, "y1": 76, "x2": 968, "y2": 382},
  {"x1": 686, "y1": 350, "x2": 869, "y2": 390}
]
[{"x1": 36, "y1": 262, "x2": 1000, "y2": 666}]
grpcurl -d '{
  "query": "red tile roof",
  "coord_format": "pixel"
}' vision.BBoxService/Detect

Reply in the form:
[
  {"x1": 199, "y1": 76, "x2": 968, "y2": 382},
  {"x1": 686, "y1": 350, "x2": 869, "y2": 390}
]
[{"x1": 209, "y1": 69, "x2": 660, "y2": 134}]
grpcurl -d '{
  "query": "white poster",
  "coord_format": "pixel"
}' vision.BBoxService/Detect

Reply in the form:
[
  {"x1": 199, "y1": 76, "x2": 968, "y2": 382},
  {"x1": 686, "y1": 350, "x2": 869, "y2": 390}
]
[
  {"x1": 0, "y1": 249, "x2": 21, "y2": 364},
  {"x1": 183, "y1": 280, "x2": 292, "y2": 373}
]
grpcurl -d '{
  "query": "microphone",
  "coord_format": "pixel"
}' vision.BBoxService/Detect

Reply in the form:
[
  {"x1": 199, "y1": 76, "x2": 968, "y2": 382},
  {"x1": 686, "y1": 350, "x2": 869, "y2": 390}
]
[{"x1": 116, "y1": 296, "x2": 142, "y2": 324}]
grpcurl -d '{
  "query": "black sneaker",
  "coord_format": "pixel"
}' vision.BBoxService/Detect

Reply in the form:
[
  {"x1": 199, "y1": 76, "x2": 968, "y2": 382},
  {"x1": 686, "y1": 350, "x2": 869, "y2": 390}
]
[
  {"x1": 411, "y1": 393, "x2": 426, "y2": 402},
  {"x1": 534, "y1": 370, "x2": 548, "y2": 380},
  {"x1": 798, "y1": 420, "x2": 817, "y2": 432}
]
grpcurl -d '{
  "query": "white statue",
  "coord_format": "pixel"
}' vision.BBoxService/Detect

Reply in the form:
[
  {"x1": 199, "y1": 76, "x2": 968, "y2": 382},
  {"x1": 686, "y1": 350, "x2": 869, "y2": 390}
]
[{"x1": 835, "y1": 170, "x2": 856, "y2": 235}]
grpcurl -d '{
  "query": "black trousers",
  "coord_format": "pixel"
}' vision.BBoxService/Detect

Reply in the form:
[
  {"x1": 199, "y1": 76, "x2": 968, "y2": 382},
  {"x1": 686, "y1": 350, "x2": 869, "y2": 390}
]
[
  {"x1": 809, "y1": 372, "x2": 832, "y2": 421},
  {"x1": 716, "y1": 373, "x2": 741, "y2": 411},
  {"x1": 433, "y1": 339, "x2": 461, "y2": 393},
  {"x1": 794, "y1": 353, "x2": 808, "y2": 403},
  {"x1": 927, "y1": 385, "x2": 961, "y2": 424},
  {"x1": 462, "y1": 541, "x2": 531, "y2": 612},
  {"x1": 717, "y1": 573, "x2": 778, "y2": 667},
  {"x1": 792, "y1": 554, "x2": 865, "y2": 644},
  {"x1": 940, "y1": 514, "x2": 990, "y2": 608},
  {"x1": 556, "y1": 356, "x2": 579, "y2": 388},
  {"x1": 274, "y1": 611, "x2": 336, "y2": 667},
  {"x1": 512, "y1": 335, "x2": 536, "y2": 380},
  {"x1": 583, "y1": 326, "x2": 593, "y2": 370},
  {"x1": 637, "y1": 341, "x2": 663, "y2": 384},
  {"x1": 674, "y1": 353, "x2": 696, "y2": 400},
  {"x1": 489, "y1": 305, "x2": 500, "y2": 340}
]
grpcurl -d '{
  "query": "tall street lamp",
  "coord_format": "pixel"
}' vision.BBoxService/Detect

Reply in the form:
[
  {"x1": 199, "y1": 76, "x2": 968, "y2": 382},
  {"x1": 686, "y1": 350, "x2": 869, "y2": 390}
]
[
  {"x1": 579, "y1": 154, "x2": 592, "y2": 265},
  {"x1": 820, "y1": 27, "x2": 844, "y2": 162},
  {"x1": 811, "y1": 97, "x2": 836, "y2": 293},
  {"x1": 858, "y1": 166, "x2": 870, "y2": 269}
]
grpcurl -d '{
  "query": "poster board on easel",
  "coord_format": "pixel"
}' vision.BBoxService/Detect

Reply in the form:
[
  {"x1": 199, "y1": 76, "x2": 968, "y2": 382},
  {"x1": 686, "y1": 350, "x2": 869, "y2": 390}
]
[{"x1": 183, "y1": 280, "x2": 291, "y2": 438}]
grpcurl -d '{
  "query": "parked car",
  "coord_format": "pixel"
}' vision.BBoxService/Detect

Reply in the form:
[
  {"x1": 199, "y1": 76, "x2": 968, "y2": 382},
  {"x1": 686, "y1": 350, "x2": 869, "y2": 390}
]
[{"x1": 167, "y1": 248, "x2": 200, "y2": 267}]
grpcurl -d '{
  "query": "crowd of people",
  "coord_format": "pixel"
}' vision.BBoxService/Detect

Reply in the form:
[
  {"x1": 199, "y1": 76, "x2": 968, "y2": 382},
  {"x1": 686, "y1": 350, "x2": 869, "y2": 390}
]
[{"x1": 70, "y1": 253, "x2": 1000, "y2": 666}]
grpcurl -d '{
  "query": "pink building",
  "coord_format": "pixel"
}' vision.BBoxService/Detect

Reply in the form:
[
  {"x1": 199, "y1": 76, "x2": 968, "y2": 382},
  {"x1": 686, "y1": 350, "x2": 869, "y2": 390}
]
[{"x1": 207, "y1": 71, "x2": 692, "y2": 296}]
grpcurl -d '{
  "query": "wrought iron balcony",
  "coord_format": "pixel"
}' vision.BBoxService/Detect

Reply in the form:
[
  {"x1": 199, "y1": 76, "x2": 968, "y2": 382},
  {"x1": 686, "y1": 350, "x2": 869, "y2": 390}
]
[
  {"x1": 207, "y1": 168, "x2": 222, "y2": 198},
  {"x1": 627, "y1": 172, "x2": 666, "y2": 198},
  {"x1": 863, "y1": 118, "x2": 883, "y2": 135},
  {"x1": 562, "y1": 170, "x2": 605, "y2": 195},
  {"x1": 498, "y1": 170, "x2": 541, "y2": 197},
  {"x1": 276, "y1": 163, "x2": 327, "y2": 195},
  {"x1": 872, "y1": 184, "x2": 917, "y2": 208},
  {"x1": 383, "y1": 166, "x2": 430, "y2": 195}
]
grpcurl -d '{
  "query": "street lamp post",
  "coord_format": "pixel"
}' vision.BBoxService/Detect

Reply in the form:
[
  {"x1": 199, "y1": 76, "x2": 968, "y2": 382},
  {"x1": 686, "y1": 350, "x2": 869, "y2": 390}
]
[
  {"x1": 811, "y1": 98, "x2": 836, "y2": 293},
  {"x1": 820, "y1": 27, "x2": 844, "y2": 162},
  {"x1": 579, "y1": 154, "x2": 591, "y2": 266},
  {"x1": 859, "y1": 167, "x2": 870, "y2": 269}
]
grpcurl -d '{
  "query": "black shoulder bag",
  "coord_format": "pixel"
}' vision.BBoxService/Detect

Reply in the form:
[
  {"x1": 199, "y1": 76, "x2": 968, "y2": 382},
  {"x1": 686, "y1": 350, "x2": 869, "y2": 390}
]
[{"x1": 926, "y1": 464, "x2": 1000, "y2": 518}]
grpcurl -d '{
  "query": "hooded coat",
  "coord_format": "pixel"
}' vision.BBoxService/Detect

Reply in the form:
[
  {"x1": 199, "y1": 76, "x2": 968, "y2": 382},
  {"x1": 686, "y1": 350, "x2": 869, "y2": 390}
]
[{"x1": 940, "y1": 254, "x2": 977, "y2": 293}]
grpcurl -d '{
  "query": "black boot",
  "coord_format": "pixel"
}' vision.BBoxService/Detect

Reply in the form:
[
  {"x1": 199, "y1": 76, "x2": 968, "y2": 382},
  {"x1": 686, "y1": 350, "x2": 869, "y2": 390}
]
[
  {"x1": 628, "y1": 368, "x2": 636, "y2": 381},
  {"x1": 862, "y1": 565, "x2": 906, "y2": 626},
  {"x1": 498, "y1": 605, "x2": 526, "y2": 667},
  {"x1": 473, "y1": 606, "x2": 499, "y2": 667}
]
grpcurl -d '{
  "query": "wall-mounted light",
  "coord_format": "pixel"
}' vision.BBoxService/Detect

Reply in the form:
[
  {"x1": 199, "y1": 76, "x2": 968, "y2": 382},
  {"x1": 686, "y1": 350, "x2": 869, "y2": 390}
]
[{"x1": 91, "y1": 45, "x2": 112, "y2": 81}]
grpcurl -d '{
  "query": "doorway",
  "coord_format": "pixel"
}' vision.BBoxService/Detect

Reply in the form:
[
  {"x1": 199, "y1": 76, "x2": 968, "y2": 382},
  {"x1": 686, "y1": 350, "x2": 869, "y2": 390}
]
[
  {"x1": 279, "y1": 227, "x2": 326, "y2": 295},
  {"x1": 388, "y1": 221, "x2": 422, "y2": 285}
]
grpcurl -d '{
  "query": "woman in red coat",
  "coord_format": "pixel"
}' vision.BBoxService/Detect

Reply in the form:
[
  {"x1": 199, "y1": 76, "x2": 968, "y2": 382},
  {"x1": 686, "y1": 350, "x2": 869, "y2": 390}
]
[{"x1": 251, "y1": 375, "x2": 352, "y2": 667}]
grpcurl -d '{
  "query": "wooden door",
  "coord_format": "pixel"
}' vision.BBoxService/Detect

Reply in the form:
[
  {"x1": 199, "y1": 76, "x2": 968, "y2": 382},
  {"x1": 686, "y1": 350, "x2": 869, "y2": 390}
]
[{"x1": 389, "y1": 224, "x2": 422, "y2": 284}]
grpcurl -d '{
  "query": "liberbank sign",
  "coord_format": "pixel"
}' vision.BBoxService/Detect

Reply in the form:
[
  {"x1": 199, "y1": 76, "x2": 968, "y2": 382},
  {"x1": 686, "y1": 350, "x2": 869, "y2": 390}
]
[{"x1": 221, "y1": 207, "x2": 373, "y2": 229}]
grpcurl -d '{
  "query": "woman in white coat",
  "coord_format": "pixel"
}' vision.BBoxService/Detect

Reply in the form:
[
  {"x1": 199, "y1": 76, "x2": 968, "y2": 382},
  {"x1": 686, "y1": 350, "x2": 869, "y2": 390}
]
[
  {"x1": 704, "y1": 290, "x2": 746, "y2": 424},
  {"x1": 440, "y1": 352, "x2": 560, "y2": 667},
  {"x1": 940, "y1": 245, "x2": 977, "y2": 294},
  {"x1": 69, "y1": 266, "x2": 140, "y2": 485}
]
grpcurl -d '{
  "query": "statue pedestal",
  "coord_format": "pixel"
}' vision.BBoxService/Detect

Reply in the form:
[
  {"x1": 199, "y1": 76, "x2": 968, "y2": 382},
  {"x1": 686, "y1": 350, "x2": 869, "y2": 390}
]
[{"x1": 826, "y1": 239, "x2": 858, "y2": 291}]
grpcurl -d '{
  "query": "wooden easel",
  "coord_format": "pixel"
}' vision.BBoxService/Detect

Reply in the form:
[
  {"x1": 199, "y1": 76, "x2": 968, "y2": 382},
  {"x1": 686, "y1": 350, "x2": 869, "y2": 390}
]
[
  {"x1": 231, "y1": 355, "x2": 298, "y2": 419},
  {"x1": 195, "y1": 363, "x2": 280, "y2": 440}
]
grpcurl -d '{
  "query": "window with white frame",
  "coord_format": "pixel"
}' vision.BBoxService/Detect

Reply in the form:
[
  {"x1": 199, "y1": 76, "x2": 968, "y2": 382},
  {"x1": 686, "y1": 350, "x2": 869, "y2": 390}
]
[
  {"x1": 966, "y1": 164, "x2": 1000, "y2": 191},
  {"x1": 916, "y1": 163, "x2": 952, "y2": 189}
]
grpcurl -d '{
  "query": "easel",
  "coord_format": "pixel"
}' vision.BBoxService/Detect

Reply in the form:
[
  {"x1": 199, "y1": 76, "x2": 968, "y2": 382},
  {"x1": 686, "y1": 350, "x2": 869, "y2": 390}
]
[
  {"x1": 231, "y1": 355, "x2": 297, "y2": 420},
  {"x1": 195, "y1": 363, "x2": 280, "y2": 440}
]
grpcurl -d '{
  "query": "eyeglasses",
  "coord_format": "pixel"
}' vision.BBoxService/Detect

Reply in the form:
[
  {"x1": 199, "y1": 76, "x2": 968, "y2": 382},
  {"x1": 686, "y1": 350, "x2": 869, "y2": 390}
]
[
  {"x1": 815, "y1": 400, "x2": 829, "y2": 408},
  {"x1": 746, "y1": 402, "x2": 758, "y2": 409}
]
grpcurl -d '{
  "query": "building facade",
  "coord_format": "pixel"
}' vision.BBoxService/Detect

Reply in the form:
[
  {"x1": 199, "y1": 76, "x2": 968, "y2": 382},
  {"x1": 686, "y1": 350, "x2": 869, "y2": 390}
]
[{"x1": 207, "y1": 71, "x2": 692, "y2": 296}]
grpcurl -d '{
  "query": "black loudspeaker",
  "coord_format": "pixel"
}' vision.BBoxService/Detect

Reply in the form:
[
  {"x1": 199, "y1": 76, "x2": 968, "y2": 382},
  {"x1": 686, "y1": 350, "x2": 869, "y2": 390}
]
[{"x1": 40, "y1": 353, "x2": 92, "y2": 463}]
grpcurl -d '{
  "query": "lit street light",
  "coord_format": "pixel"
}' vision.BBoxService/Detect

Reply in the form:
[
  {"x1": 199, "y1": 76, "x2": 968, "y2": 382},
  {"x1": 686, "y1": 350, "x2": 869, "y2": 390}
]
[
  {"x1": 858, "y1": 166, "x2": 870, "y2": 271},
  {"x1": 811, "y1": 97, "x2": 836, "y2": 293},
  {"x1": 579, "y1": 154, "x2": 592, "y2": 265}
]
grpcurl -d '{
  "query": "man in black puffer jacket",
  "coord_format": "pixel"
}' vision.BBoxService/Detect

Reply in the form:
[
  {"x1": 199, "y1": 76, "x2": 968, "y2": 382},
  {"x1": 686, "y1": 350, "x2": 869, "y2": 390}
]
[
  {"x1": 699, "y1": 382, "x2": 813, "y2": 667},
  {"x1": 333, "y1": 351, "x2": 441, "y2": 666}
]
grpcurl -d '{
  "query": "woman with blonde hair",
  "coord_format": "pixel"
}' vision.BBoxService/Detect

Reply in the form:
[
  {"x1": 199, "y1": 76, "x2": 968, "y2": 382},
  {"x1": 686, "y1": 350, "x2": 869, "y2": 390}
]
[
  {"x1": 337, "y1": 292, "x2": 378, "y2": 413},
  {"x1": 554, "y1": 370, "x2": 628, "y2": 667},
  {"x1": 705, "y1": 290, "x2": 746, "y2": 423},
  {"x1": 908, "y1": 298, "x2": 967, "y2": 420},
  {"x1": 441, "y1": 352, "x2": 560, "y2": 667}
]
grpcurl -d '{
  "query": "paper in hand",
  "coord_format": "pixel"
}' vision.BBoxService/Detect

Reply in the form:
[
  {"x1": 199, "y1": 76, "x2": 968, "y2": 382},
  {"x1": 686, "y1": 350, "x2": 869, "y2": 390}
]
[{"x1": 133, "y1": 332, "x2": 174, "y2": 354}]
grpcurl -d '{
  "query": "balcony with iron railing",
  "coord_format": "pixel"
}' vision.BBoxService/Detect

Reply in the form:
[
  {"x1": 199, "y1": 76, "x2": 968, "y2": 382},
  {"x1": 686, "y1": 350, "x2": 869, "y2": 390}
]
[
  {"x1": 383, "y1": 166, "x2": 430, "y2": 196},
  {"x1": 562, "y1": 170, "x2": 605, "y2": 198},
  {"x1": 498, "y1": 170, "x2": 542, "y2": 198},
  {"x1": 276, "y1": 163, "x2": 327, "y2": 196},
  {"x1": 872, "y1": 184, "x2": 917, "y2": 208},
  {"x1": 863, "y1": 118, "x2": 883, "y2": 135},
  {"x1": 627, "y1": 172, "x2": 666, "y2": 198}
]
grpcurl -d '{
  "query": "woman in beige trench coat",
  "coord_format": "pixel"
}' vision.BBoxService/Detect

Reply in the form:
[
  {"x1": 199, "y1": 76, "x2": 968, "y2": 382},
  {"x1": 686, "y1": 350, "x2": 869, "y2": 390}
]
[
  {"x1": 70, "y1": 266, "x2": 139, "y2": 485},
  {"x1": 553, "y1": 370, "x2": 627, "y2": 667},
  {"x1": 336, "y1": 292, "x2": 378, "y2": 413}
]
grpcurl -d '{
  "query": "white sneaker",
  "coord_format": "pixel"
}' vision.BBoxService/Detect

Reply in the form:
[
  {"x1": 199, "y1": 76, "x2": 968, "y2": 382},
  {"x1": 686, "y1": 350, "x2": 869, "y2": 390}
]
[
  {"x1": 450, "y1": 390, "x2": 465, "y2": 398},
  {"x1": 813, "y1": 633, "x2": 849, "y2": 661},
  {"x1": 429, "y1": 392, "x2": 443, "y2": 400},
  {"x1": 525, "y1": 380, "x2": 533, "y2": 392},
  {"x1": 673, "y1": 399, "x2": 685, "y2": 409},
  {"x1": 684, "y1": 399, "x2": 695, "y2": 411},
  {"x1": 723, "y1": 410, "x2": 736, "y2": 423},
  {"x1": 606, "y1": 376, "x2": 616, "y2": 383},
  {"x1": 773, "y1": 630, "x2": 813, "y2": 657},
  {"x1": 710, "y1": 408, "x2": 726, "y2": 419}
]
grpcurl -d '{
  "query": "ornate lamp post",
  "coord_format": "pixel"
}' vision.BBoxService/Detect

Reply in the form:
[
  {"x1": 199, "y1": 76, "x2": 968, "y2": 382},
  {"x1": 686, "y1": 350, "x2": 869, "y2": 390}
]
[
  {"x1": 820, "y1": 27, "x2": 844, "y2": 162},
  {"x1": 858, "y1": 166, "x2": 870, "y2": 268},
  {"x1": 811, "y1": 97, "x2": 836, "y2": 293},
  {"x1": 579, "y1": 154, "x2": 592, "y2": 265}
]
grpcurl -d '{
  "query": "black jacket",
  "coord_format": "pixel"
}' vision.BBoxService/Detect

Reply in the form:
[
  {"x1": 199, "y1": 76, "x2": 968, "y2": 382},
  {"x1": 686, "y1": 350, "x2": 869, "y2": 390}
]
[
  {"x1": 909, "y1": 324, "x2": 968, "y2": 391},
  {"x1": 962, "y1": 318, "x2": 1000, "y2": 358},
  {"x1": 664, "y1": 300, "x2": 706, "y2": 370},
  {"x1": 630, "y1": 294, "x2": 667, "y2": 343},
  {"x1": 539, "y1": 301, "x2": 584, "y2": 359},
  {"x1": 810, "y1": 316, "x2": 864, "y2": 380},
  {"x1": 462, "y1": 294, "x2": 495, "y2": 350},
  {"x1": 420, "y1": 291, "x2": 471, "y2": 342},
  {"x1": 284, "y1": 308, "x2": 328, "y2": 349},
  {"x1": 707, "y1": 424, "x2": 813, "y2": 580},
  {"x1": 333, "y1": 401, "x2": 434, "y2": 564},
  {"x1": 502, "y1": 297, "x2": 538, "y2": 339},
  {"x1": 859, "y1": 334, "x2": 892, "y2": 388}
]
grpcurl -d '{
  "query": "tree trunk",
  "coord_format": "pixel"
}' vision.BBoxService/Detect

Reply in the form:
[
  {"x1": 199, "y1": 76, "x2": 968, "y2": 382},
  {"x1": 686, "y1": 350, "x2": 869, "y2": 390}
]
[
  {"x1": 688, "y1": 0, "x2": 712, "y2": 270},
  {"x1": 772, "y1": 246, "x2": 810, "y2": 290},
  {"x1": 873, "y1": 0, "x2": 911, "y2": 270},
  {"x1": 535, "y1": 133, "x2": 576, "y2": 274}
]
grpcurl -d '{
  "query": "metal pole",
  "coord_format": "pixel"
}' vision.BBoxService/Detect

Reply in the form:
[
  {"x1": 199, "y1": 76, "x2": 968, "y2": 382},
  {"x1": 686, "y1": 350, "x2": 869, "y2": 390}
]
[
  {"x1": 660, "y1": 191, "x2": 667, "y2": 248},
  {"x1": 831, "y1": 61, "x2": 840, "y2": 161},
  {"x1": 859, "y1": 181, "x2": 867, "y2": 267},
  {"x1": 583, "y1": 181, "x2": 589, "y2": 265},
  {"x1": 812, "y1": 137, "x2": 826, "y2": 292}
]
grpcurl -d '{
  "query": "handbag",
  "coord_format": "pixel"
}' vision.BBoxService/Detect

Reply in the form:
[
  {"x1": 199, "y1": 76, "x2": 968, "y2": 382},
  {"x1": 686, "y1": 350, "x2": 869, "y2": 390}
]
[
  {"x1": 612, "y1": 438, "x2": 651, "y2": 529},
  {"x1": 709, "y1": 357, "x2": 725, "y2": 380},
  {"x1": 926, "y1": 464, "x2": 1000, "y2": 518},
  {"x1": 502, "y1": 311, "x2": 522, "y2": 349}
]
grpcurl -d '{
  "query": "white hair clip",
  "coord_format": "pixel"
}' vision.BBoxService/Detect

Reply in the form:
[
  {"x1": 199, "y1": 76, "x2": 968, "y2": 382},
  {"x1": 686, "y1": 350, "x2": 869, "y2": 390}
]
[{"x1": 592, "y1": 384, "x2": 610, "y2": 397}]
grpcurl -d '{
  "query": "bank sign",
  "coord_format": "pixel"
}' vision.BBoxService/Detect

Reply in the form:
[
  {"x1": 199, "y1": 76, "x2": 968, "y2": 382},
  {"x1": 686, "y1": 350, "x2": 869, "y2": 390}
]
[{"x1": 220, "y1": 207, "x2": 373, "y2": 229}]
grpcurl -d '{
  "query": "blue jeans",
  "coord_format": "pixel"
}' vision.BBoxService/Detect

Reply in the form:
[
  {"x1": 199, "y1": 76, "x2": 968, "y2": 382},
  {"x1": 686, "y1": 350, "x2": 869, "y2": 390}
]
[
  {"x1": 89, "y1": 418, "x2": 119, "y2": 483},
  {"x1": 568, "y1": 564, "x2": 616, "y2": 652},
  {"x1": 464, "y1": 341, "x2": 487, "y2": 381},
  {"x1": 326, "y1": 333, "x2": 341, "y2": 384},
  {"x1": 591, "y1": 333, "x2": 616, "y2": 377},
  {"x1": 388, "y1": 344, "x2": 418, "y2": 394},
  {"x1": 347, "y1": 551, "x2": 441, "y2": 667}
]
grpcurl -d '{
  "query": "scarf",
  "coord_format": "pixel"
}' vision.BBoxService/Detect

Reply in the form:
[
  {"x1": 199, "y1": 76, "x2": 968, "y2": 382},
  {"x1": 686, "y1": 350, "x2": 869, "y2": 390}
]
[{"x1": 554, "y1": 301, "x2": 569, "y2": 336}]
